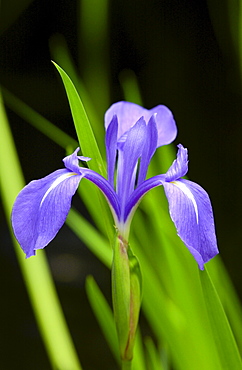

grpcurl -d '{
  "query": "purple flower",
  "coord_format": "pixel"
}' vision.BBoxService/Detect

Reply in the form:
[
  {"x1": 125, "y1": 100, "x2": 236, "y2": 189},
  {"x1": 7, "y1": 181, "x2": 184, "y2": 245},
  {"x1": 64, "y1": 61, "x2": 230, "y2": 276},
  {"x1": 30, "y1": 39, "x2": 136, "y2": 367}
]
[{"x1": 11, "y1": 101, "x2": 218, "y2": 269}]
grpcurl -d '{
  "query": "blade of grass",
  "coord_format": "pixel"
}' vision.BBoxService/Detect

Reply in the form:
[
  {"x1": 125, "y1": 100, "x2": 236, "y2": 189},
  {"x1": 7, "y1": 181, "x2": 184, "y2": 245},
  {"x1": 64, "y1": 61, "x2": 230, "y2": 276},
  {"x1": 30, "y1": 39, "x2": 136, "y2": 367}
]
[
  {"x1": 52, "y1": 61, "x2": 105, "y2": 175},
  {"x1": 85, "y1": 275, "x2": 120, "y2": 365},
  {"x1": 144, "y1": 337, "x2": 166, "y2": 370},
  {"x1": 200, "y1": 268, "x2": 242, "y2": 369},
  {"x1": 0, "y1": 90, "x2": 82, "y2": 370},
  {"x1": 119, "y1": 69, "x2": 143, "y2": 106},
  {"x1": 207, "y1": 258, "x2": 242, "y2": 354}
]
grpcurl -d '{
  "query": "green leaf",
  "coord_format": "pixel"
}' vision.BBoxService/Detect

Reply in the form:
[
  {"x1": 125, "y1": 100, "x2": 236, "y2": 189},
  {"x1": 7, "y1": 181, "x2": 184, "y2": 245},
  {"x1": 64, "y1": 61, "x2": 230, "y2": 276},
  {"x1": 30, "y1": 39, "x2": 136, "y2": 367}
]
[
  {"x1": 85, "y1": 275, "x2": 120, "y2": 365},
  {"x1": 144, "y1": 337, "x2": 166, "y2": 370},
  {"x1": 207, "y1": 259, "x2": 242, "y2": 354},
  {"x1": 119, "y1": 69, "x2": 143, "y2": 106},
  {"x1": 52, "y1": 61, "x2": 106, "y2": 177},
  {"x1": 200, "y1": 268, "x2": 242, "y2": 369}
]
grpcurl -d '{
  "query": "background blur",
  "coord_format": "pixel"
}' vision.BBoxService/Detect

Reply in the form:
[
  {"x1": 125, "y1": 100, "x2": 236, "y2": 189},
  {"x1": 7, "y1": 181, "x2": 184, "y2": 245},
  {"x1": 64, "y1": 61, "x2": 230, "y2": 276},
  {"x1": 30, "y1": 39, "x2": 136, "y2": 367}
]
[{"x1": 0, "y1": 0, "x2": 241, "y2": 369}]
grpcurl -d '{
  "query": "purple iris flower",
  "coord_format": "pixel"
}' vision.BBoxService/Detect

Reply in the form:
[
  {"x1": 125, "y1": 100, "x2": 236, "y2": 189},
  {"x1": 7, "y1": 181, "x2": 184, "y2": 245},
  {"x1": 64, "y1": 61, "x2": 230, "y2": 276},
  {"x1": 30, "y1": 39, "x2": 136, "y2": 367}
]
[{"x1": 11, "y1": 101, "x2": 218, "y2": 269}]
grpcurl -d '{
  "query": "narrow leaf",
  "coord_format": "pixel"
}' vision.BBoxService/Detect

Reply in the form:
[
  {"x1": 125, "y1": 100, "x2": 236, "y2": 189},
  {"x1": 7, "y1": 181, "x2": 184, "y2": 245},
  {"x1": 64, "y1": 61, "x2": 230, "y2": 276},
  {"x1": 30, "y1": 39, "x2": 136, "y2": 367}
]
[
  {"x1": 145, "y1": 337, "x2": 166, "y2": 370},
  {"x1": 200, "y1": 268, "x2": 242, "y2": 369},
  {"x1": 52, "y1": 61, "x2": 106, "y2": 177},
  {"x1": 85, "y1": 275, "x2": 120, "y2": 364}
]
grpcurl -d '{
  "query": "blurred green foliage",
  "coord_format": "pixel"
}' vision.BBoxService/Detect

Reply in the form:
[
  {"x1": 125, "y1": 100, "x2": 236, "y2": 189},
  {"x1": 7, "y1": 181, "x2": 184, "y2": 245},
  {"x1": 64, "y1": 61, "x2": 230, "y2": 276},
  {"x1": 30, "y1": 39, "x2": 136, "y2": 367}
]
[{"x1": 0, "y1": 0, "x2": 242, "y2": 369}]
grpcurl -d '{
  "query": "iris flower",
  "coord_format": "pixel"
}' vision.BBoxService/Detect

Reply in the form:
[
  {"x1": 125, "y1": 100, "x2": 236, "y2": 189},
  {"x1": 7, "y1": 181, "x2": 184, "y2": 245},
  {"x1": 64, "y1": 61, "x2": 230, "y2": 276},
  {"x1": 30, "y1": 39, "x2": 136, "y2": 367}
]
[{"x1": 11, "y1": 101, "x2": 218, "y2": 269}]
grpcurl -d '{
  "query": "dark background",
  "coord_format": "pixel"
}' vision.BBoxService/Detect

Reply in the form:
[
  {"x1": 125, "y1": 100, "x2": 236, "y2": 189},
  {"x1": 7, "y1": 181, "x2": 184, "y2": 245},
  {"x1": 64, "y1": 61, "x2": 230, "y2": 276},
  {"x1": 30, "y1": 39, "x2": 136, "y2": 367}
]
[{"x1": 0, "y1": 0, "x2": 241, "y2": 369}]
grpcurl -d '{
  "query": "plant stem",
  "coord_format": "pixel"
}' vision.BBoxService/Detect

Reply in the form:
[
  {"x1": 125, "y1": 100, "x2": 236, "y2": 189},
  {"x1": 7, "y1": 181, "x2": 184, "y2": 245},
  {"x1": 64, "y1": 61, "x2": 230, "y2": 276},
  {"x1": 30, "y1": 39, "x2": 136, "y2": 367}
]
[{"x1": 122, "y1": 360, "x2": 132, "y2": 370}]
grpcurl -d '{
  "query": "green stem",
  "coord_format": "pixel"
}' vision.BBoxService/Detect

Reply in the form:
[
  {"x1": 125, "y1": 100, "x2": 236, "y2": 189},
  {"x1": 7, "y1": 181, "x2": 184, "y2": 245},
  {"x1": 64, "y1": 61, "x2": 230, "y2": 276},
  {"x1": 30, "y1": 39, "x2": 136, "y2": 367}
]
[{"x1": 122, "y1": 359, "x2": 132, "y2": 370}]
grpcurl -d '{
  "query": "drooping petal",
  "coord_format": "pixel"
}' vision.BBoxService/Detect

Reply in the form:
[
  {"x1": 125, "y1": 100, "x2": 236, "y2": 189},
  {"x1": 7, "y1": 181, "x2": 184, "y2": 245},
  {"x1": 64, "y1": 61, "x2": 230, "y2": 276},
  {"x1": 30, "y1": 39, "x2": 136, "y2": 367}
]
[
  {"x1": 80, "y1": 168, "x2": 120, "y2": 221},
  {"x1": 124, "y1": 174, "x2": 165, "y2": 223},
  {"x1": 105, "y1": 115, "x2": 118, "y2": 186},
  {"x1": 165, "y1": 144, "x2": 188, "y2": 182},
  {"x1": 163, "y1": 179, "x2": 218, "y2": 270},
  {"x1": 137, "y1": 114, "x2": 158, "y2": 185},
  {"x1": 116, "y1": 117, "x2": 147, "y2": 216},
  {"x1": 11, "y1": 169, "x2": 82, "y2": 258},
  {"x1": 104, "y1": 101, "x2": 177, "y2": 148}
]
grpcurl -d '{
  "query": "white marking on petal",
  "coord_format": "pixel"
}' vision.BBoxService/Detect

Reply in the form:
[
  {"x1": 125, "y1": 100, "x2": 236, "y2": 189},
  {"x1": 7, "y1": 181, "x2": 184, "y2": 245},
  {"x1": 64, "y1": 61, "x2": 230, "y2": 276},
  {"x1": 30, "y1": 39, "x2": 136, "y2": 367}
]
[
  {"x1": 40, "y1": 172, "x2": 78, "y2": 207},
  {"x1": 172, "y1": 181, "x2": 199, "y2": 224}
]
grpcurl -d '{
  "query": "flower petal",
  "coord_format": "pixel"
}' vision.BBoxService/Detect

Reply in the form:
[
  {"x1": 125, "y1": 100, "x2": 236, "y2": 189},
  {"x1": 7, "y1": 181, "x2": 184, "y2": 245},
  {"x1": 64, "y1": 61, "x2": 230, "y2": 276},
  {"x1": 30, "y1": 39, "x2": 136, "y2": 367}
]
[
  {"x1": 105, "y1": 115, "x2": 118, "y2": 186},
  {"x1": 11, "y1": 169, "x2": 82, "y2": 257},
  {"x1": 163, "y1": 179, "x2": 219, "y2": 270},
  {"x1": 116, "y1": 117, "x2": 147, "y2": 215},
  {"x1": 165, "y1": 144, "x2": 188, "y2": 182},
  {"x1": 105, "y1": 101, "x2": 147, "y2": 138},
  {"x1": 137, "y1": 114, "x2": 158, "y2": 185},
  {"x1": 63, "y1": 147, "x2": 91, "y2": 173},
  {"x1": 124, "y1": 174, "x2": 164, "y2": 222},
  {"x1": 104, "y1": 101, "x2": 177, "y2": 147},
  {"x1": 80, "y1": 168, "x2": 120, "y2": 221},
  {"x1": 149, "y1": 105, "x2": 177, "y2": 147}
]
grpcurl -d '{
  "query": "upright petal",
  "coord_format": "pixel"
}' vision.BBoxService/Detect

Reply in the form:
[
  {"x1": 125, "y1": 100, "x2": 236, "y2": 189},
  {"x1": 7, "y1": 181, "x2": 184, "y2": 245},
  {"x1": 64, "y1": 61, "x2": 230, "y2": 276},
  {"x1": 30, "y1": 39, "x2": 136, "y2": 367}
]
[
  {"x1": 105, "y1": 115, "x2": 118, "y2": 186},
  {"x1": 117, "y1": 117, "x2": 147, "y2": 216},
  {"x1": 11, "y1": 169, "x2": 82, "y2": 257},
  {"x1": 105, "y1": 101, "x2": 147, "y2": 138},
  {"x1": 148, "y1": 105, "x2": 177, "y2": 147},
  {"x1": 137, "y1": 114, "x2": 158, "y2": 185},
  {"x1": 163, "y1": 179, "x2": 218, "y2": 270},
  {"x1": 105, "y1": 101, "x2": 177, "y2": 147}
]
